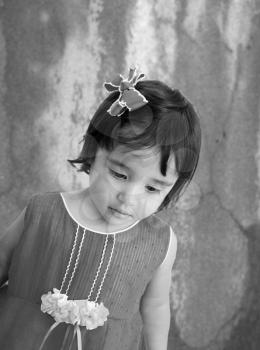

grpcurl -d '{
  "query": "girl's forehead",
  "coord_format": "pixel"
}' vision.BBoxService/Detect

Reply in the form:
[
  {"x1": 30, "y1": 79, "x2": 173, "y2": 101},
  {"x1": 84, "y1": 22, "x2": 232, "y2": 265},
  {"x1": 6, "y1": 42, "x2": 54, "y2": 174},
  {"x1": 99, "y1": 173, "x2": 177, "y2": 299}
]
[
  {"x1": 111, "y1": 146, "x2": 160, "y2": 161},
  {"x1": 101, "y1": 146, "x2": 177, "y2": 176}
]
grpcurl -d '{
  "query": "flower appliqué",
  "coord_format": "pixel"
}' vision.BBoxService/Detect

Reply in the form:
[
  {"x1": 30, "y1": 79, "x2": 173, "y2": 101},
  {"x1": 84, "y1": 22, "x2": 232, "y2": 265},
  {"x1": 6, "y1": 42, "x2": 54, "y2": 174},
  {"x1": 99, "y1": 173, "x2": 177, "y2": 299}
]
[{"x1": 41, "y1": 288, "x2": 109, "y2": 330}]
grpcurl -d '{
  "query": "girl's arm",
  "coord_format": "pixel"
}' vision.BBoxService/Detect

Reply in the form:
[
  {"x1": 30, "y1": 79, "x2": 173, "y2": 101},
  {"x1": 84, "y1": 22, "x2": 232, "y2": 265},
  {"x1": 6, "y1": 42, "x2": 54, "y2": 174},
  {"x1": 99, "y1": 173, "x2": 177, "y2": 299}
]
[
  {"x1": 0, "y1": 208, "x2": 26, "y2": 287},
  {"x1": 140, "y1": 228, "x2": 177, "y2": 350}
]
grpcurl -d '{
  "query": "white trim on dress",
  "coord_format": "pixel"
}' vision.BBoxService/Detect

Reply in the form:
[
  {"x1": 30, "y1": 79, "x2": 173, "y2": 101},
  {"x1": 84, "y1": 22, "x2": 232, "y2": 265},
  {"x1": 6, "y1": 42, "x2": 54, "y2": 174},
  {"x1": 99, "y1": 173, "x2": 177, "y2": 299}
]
[{"x1": 59, "y1": 193, "x2": 140, "y2": 235}]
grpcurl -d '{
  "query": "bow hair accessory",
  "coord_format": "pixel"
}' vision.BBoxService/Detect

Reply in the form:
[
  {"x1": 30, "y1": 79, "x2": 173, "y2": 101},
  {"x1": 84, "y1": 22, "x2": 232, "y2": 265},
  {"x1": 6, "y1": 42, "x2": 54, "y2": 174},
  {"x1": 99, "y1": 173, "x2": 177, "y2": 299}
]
[{"x1": 104, "y1": 66, "x2": 148, "y2": 116}]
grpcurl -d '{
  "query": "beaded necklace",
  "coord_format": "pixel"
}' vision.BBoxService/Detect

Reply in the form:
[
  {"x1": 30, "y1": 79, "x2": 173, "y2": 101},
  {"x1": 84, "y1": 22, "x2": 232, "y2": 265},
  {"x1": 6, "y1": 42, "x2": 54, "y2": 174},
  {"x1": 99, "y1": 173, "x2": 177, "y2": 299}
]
[{"x1": 38, "y1": 224, "x2": 116, "y2": 350}]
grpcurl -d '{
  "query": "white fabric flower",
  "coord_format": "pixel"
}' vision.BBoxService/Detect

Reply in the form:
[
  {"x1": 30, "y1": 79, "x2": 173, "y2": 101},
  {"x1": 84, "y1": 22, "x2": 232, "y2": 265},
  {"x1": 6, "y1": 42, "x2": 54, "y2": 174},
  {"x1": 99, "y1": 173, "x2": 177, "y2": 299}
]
[
  {"x1": 76, "y1": 300, "x2": 109, "y2": 329},
  {"x1": 41, "y1": 289, "x2": 109, "y2": 329},
  {"x1": 41, "y1": 288, "x2": 68, "y2": 316}
]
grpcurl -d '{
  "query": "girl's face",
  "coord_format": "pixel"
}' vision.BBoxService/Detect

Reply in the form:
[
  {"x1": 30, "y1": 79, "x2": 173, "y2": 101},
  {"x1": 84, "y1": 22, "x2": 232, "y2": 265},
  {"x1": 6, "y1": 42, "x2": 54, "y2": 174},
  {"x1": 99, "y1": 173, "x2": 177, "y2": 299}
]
[{"x1": 87, "y1": 146, "x2": 178, "y2": 229}]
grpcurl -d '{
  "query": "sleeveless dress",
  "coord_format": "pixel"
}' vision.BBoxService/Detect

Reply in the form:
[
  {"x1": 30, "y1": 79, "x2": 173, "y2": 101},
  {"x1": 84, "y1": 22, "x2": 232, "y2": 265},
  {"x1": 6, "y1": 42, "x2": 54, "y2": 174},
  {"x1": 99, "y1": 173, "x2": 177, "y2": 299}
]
[{"x1": 0, "y1": 192, "x2": 171, "y2": 350}]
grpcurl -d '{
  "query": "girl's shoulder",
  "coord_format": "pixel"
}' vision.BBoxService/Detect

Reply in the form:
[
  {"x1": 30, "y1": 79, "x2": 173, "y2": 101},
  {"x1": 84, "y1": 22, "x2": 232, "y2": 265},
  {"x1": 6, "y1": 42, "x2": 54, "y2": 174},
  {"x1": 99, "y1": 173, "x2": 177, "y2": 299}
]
[
  {"x1": 142, "y1": 213, "x2": 173, "y2": 236},
  {"x1": 139, "y1": 214, "x2": 175, "y2": 253},
  {"x1": 25, "y1": 191, "x2": 60, "y2": 207},
  {"x1": 24, "y1": 191, "x2": 62, "y2": 221},
  {"x1": 26, "y1": 190, "x2": 60, "y2": 203},
  {"x1": 27, "y1": 189, "x2": 84, "y2": 206}
]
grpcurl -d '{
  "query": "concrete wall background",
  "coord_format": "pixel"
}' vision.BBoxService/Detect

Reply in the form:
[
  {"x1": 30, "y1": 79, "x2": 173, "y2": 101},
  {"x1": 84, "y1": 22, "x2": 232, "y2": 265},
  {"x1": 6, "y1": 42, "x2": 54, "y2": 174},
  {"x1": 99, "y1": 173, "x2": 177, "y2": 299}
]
[{"x1": 0, "y1": 0, "x2": 260, "y2": 349}]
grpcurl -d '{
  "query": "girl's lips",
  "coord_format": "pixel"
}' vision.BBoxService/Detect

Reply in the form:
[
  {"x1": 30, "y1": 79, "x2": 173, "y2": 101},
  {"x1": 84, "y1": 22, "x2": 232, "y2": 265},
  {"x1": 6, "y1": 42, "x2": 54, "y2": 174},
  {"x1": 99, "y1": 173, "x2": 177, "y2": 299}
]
[{"x1": 109, "y1": 207, "x2": 132, "y2": 217}]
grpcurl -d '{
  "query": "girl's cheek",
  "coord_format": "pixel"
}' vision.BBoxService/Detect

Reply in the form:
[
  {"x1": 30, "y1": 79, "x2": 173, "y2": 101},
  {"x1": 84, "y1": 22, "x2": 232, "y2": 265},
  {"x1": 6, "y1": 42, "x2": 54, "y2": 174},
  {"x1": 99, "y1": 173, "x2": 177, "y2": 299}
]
[
  {"x1": 143, "y1": 195, "x2": 163, "y2": 215},
  {"x1": 105, "y1": 174, "x2": 125, "y2": 192},
  {"x1": 139, "y1": 197, "x2": 153, "y2": 215},
  {"x1": 104, "y1": 174, "x2": 118, "y2": 189}
]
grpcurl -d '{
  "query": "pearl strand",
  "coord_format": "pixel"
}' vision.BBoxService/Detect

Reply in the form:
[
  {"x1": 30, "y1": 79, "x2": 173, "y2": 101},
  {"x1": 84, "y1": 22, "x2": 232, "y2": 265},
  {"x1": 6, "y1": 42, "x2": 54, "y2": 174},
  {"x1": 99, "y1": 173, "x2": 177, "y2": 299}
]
[
  {"x1": 60, "y1": 224, "x2": 116, "y2": 302},
  {"x1": 94, "y1": 235, "x2": 116, "y2": 303},
  {"x1": 60, "y1": 224, "x2": 80, "y2": 293},
  {"x1": 65, "y1": 227, "x2": 86, "y2": 295},
  {"x1": 87, "y1": 234, "x2": 109, "y2": 301}
]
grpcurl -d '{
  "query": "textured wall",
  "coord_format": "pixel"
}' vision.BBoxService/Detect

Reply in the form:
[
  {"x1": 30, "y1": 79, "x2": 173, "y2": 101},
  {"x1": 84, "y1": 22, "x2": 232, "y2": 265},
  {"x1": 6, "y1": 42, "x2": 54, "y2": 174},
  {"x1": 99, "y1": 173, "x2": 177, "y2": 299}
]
[{"x1": 1, "y1": 0, "x2": 260, "y2": 349}]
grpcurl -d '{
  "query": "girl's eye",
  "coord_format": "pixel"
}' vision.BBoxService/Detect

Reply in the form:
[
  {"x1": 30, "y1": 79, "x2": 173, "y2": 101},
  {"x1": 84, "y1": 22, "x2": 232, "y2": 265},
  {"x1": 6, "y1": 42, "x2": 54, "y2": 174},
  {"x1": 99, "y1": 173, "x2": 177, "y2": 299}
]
[
  {"x1": 146, "y1": 185, "x2": 160, "y2": 193},
  {"x1": 109, "y1": 169, "x2": 127, "y2": 180}
]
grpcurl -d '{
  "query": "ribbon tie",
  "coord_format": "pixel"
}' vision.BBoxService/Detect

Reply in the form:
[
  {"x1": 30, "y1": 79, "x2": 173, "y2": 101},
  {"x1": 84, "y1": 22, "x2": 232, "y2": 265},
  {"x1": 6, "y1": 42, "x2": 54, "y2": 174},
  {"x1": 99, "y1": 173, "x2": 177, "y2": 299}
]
[
  {"x1": 38, "y1": 322, "x2": 82, "y2": 350},
  {"x1": 104, "y1": 66, "x2": 148, "y2": 116}
]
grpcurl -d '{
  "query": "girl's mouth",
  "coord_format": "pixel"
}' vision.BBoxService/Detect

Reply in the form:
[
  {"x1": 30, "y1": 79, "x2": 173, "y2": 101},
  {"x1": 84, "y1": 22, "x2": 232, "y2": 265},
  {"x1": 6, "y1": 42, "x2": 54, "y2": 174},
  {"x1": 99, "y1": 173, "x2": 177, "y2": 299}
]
[{"x1": 109, "y1": 207, "x2": 132, "y2": 218}]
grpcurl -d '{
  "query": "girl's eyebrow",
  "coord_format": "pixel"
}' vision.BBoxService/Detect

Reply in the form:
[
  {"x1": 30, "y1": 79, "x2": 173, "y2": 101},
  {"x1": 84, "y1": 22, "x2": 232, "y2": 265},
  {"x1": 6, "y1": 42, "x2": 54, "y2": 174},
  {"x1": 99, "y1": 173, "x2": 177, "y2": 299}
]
[{"x1": 108, "y1": 158, "x2": 130, "y2": 170}]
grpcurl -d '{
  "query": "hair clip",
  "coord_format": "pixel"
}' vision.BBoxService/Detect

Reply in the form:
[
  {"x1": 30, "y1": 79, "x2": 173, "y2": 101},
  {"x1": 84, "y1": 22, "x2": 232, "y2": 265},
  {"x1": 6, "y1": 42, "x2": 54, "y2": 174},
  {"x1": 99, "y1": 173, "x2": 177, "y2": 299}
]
[{"x1": 104, "y1": 67, "x2": 148, "y2": 117}]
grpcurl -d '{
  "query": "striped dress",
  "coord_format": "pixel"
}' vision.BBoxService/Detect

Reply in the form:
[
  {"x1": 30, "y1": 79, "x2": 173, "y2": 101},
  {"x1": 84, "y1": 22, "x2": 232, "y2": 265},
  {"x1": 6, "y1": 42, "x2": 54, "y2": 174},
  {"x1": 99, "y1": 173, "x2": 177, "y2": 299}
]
[{"x1": 0, "y1": 192, "x2": 171, "y2": 350}]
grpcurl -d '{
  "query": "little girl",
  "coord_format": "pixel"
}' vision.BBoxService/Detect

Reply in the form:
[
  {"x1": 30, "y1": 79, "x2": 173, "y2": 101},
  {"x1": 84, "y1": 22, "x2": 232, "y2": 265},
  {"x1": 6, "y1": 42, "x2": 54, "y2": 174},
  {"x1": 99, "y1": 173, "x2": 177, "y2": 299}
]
[{"x1": 0, "y1": 67, "x2": 201, "y2": 350}]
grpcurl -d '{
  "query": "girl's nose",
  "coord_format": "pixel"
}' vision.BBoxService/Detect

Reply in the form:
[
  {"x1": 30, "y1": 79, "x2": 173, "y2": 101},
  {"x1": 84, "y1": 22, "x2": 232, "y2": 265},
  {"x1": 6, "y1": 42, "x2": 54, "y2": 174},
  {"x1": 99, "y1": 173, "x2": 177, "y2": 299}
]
[{"x1": 116, "y1": 184, "x2": 141, "y2": 205}]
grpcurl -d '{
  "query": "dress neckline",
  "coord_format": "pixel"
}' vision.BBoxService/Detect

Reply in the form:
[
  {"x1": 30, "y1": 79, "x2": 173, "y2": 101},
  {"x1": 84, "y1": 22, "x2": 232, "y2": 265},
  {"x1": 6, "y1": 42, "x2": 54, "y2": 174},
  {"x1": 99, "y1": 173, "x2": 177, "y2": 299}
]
[{"x1": 59, "y1": 192, "x2": 140, "y2": 235}]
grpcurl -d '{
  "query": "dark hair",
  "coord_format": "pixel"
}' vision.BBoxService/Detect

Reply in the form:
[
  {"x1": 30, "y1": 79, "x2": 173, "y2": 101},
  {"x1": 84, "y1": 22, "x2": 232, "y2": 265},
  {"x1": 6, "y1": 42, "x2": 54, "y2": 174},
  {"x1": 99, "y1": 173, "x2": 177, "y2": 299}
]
[{"x1": 68, "y1": 80, "x2": 201, "y2": 211}]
